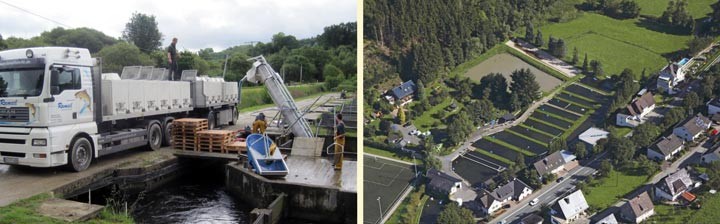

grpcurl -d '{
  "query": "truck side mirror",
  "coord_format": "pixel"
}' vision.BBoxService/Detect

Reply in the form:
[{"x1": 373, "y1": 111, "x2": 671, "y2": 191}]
[{"x1": 50, "y1": 69, "x2": 60, "y2": 95}]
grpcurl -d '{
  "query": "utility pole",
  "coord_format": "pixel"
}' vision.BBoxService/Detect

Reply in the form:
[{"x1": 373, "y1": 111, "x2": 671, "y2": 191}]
[
  {"x1": 300, "y1": 64, "x2": 303, "y2": 84},
  {"x1": 222, "y1": 54, "x2": 229, "y2": 80}
]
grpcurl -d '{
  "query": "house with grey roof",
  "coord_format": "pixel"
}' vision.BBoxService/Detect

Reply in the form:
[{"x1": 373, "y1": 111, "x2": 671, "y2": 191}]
[
  {"x1": 647, "y1": 135, "x2": 684, "y2": 161},
  {"x1": 534, "y1": 150, "x2": 575, "y2": 177},
  {"x1": 594, "y1": 213, "x2": 618, "y2": 224},
  {"x1": 477, "y1": 178, "x2": 533, "y2": 216},
  {"x1": 426, "y1": 169, "x2": 462, "y2": 198},
  {"x1": 388, "y1": 80, "x2": 416, "y2": 105},
  {"x1": 673, "y1": 114, "x2": 711, "y2": 142},
  {"x1": 477, "y1": 190, "x2": 502, "y2": 215},
  {"x1": 617, "y1": 92, "x2": 656, "y2": 127},
  {"x1": 657, "y1": 62, "x2": 687, "y2": 94},
  {"x1": 708, "y1": 98, "x2": 720, "y2": 115},
  {"x1": 620, "y1": 192, "x2": 655, "y2": 223},
  {"x1": 550, "y1": 190, "x2": 589, "y2": 224},
  {"x1": 654, "y1": 168, "x2": 694, "y2": 201}
]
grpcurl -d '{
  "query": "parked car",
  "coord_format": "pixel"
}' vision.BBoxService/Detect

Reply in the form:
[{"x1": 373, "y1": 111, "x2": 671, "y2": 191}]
[
  {"x1": 529, "y1": 198, "x2": 539, "y2": 206},
  {"x1": 556, "y1": 177, "x2": 565, "y2": 183}
]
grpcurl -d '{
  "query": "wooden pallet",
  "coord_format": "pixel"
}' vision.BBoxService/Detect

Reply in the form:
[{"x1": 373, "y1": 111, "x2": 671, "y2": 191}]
[
  {"x1": 226, "y1": 141, "x2": 247, "y2": 154},
  {"x1": 171, "y1": 118, "x2": 208, "y2": 150},
  {"x1": 195, "y1": 130, "x2": 235, "y2": 153}
]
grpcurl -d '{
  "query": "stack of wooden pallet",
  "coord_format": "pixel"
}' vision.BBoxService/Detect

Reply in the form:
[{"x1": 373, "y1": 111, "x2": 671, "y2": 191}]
[
  {"x1": 196, "y1": 130, "x2": 236, "y2": 153},
  {"x1": 226, "y1": 141, "x2": 247, "y2": 154},
  {"x1": 171, "y1": 118, "x2": 208, "y2": 150}
]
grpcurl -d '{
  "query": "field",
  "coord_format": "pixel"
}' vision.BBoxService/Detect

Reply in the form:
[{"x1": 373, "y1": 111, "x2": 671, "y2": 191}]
[
  {"x1": 636, "y1": 0, "x2": 717, "y2": 18},
  {"x1": 239, "y1": 83, "x2": 325, "y2": 110},
  {"x1": 363, "y1": 155, "x2": 417, "y2": 224},
  {"x1": 583, "y1": 168, "x2": 649, "y2": 210},
  {"x1": 538, "y1": 13, "x2": 691, "y2": 79},
  {"x1": 464, "y1": 53, "x2": 563, "y2": 92}
]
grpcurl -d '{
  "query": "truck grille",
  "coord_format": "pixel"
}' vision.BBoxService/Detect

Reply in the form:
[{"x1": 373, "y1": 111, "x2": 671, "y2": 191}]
[{"x1": 0, "y1": 107, "x2": 30, "y2": 122}]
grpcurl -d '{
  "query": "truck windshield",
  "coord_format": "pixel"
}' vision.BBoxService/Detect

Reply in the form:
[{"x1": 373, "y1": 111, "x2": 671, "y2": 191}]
[{"x1": 0, "y1": 68, "x2": 44, "y2": 97}]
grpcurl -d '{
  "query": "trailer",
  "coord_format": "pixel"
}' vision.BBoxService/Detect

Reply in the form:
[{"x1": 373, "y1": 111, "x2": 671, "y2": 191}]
[{"x1": 0, "y1": 47, "x2": 239, "y2": 171}]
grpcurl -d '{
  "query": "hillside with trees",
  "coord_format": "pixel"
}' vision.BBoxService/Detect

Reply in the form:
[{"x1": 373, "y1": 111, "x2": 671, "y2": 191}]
[{"x1": 0, "y1": 14, "x2": 356, "y2": 90}]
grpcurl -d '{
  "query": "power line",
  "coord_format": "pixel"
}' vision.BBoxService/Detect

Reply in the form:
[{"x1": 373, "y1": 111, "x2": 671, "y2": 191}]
[{"x1": 0, "y1": 0, "x2": 72, "y2": 28}]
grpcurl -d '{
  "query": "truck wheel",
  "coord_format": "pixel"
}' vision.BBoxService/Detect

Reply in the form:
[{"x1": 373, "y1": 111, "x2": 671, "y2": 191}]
[
  {"x1": 207, "y1": 112, "x2": 216, "y2": 130},
  {"x1": 68, "y1": 137, "x2": 92, "y2": 172},
  {"x1": 229, "y1": 107, "x2": 238, "y2": 126},
  {"x1": 162, "y1": 121, "x2": 173, "y2": 146},
  {"x1": 147, "y1": 123, "x2": 162, "y2": 150}
]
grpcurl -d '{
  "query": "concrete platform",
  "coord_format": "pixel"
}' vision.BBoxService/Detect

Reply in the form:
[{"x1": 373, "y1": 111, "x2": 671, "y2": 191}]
[
  {"x1": 38, "y1": 198, "x2": 104, "y2": 222},
  {"x1": 283, "y1": 156, "x2": 356, "y2": 192}
]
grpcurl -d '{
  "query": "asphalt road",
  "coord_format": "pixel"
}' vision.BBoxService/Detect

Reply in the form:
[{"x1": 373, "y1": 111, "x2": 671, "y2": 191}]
[{"x1": 489, "y1": 152, "x2": 607, "y2": 224}]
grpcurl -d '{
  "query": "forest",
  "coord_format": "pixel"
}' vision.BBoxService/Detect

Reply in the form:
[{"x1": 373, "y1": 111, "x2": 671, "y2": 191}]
[{"x1": 0, "y1": 13, "x2": 356, "y2": 91}]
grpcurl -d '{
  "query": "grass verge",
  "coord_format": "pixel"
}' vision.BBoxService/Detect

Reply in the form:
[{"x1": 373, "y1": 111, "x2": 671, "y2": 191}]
[{"x1": 0, "y1": 193, "x2": 133, "y2": 224}]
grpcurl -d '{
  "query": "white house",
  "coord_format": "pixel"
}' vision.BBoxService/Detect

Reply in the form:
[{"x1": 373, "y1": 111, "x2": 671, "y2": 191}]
[
  {"x1": 673, "y1": 114, "x2": 712, "y2": 142},
  {"x1": 616, "y1": 92, "x2": 656, "y2": 128},
  {"x1": 620, "y1": 192, "x2": 655, "y2": 223},
  {"x1": 534, "y1": 150, "x2": 575, "y2": 177},
  {"x1": 595, "y1": 213, "x2": 619, "y2": 224},
  {"x1": 657, "y1": 62, "x2": 688, "y2": 94},
  {"x1": 426, "y1": 169, "x2": 462, "y2": 197},
  {"x1": 647, "y1": 135, "x2": 684, "y2": 161},
  {"x1": 478, "y1": 178, "x2": 533, "y2": 216},
  {"x1": 654, "y1": 168, "x2": 694, "y2": 201},
  {"x1": 708, "y1": 98, "x2": 720, "y2": 115},
  {"x1": 550, "y1": 190, "x2": 589, "y2": 224}
]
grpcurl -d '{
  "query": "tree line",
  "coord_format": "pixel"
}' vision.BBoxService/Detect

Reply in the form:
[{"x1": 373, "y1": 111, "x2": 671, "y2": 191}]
[{"x1": 0, "y1": 13, "x2": 356, "y2": 90}]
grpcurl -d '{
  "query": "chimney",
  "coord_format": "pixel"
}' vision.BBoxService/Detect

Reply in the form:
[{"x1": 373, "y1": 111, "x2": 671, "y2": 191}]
[{"x1": 564, "y1": 198, "x2": 570, "y2": 204}]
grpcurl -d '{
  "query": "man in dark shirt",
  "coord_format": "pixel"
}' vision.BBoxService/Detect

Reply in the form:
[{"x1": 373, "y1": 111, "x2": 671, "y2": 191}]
[
  {"x1": 167, "y1": 38, "x2": 179, "y2": 80},
  {"x1": 334, "y1": 113, "x2": 345, "y2": 170}
]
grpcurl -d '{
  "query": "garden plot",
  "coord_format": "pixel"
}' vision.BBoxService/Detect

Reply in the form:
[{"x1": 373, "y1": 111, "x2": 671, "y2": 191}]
[
  {"x1": 538, "y1": 105, "x2": 582, "y2": 120},
  {"x1": 565, "y1": 84, "x2": 609, "y2": 103},
  {"x1": 509, "y1": 126, "x2": 556, "y2": 145},
  {"x1": 464, "y1": 151, "x2": 510, "y2": 171},
  {"x1": 453, "y1": 156, "x2": 499, "y2": 186},
  {"x1": 490, "y1": 131, "x2": 548, "y2": 155},
  {"x1": 523, "y1": 119, "x2": 565, "y2": 136},
  {"x1": 472, "y1": 139, "x2": 528, "y2": 164},
  {"x1": 548, "y1": 98, "x2": 588, "y2": 114},
  {"x1": 464, "y1": 53, "x2": 562, "y2": 92},
  {"x1": 557, "y1": 92, "x2": 597, "y2": 108},
  {"x1": 531, "y1": 112, "x2": 573, "y2": 129}
]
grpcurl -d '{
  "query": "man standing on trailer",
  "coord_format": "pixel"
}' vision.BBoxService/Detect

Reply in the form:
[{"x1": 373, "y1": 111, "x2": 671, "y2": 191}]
[
  {"x1": 252, "y1": 113, "x2": 267, "y2": 134},
  {"x1": 334, "y1": 113, "x2": 345, "y2": 170},
  {"x1": 167, "y1": 37, "x2": 179, "y2": 80}
]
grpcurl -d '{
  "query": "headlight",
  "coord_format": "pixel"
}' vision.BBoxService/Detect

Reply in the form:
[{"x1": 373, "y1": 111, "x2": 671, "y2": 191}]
[
  {"x1": 26, "y1": 49, "x2": 33, "y2": 58},
  {"x1": 32, "y1": 138, "x2": 47, "y2": 146}
]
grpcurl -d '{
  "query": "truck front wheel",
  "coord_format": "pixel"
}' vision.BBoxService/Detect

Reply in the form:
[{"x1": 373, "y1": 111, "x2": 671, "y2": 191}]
[
  {"x1": 162, "y1": 120, "x2": 173, "y2": 146},
  {"x1": 68, "y1": 137, "x2": 92, "y2": 172},
  {"x1": 147, "y1": 123, "x2": 162, "y2": 150}
]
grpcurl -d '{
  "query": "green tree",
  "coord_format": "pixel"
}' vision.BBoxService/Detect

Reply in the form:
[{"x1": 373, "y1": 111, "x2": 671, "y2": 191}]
[
  {"x1": 0, "y1": 34, "x2": 6, "y2": 50},
  {"x1": 398, "y1": 106, "x2": 406, "y2": 124},
  {"x1": 608, "y1": 136, "x2": 636, "y2": 166},
  {"x1": 323, "y1": 64, "x2": 345, "y2": 90},
  {"x1": 509, "y1": 69, "x2": 541, "y2": 109},
  {"x1": 525, "y1": 23, "x2": 535, "y2": 42},
  {"x1": 575, "y1": 142, "x2": 587, "y2": 159},
  {"x1": 582, "y1": 53, "x2": 589, "y2": 74},
  {"x1": 122, "y1": 12, "x2": 163, "y2": 53},
  {"x1": 572, "y1": 47, "x2": 579, "y2": 65},
  {"x1": 97, "y1": 42, "x2": 153, "y2": 73},
  {"x1": 684, "y1": 92, "x2": 700, "y2": 111},
  {"x1": 659, "y1": 0, "x2": 694, "y2": 31},
  {"x1": 632, "y1": 123, "x2": 661, "y2": 148},
  {"x1": 479, "y1": 73, "x2": 510, "y2": 109},
  {"x1": 416, "y1": 80, "x2": 426, "y2": 100},
  {"x1": 663, "y1": 107, "x2": 687, "y2": 128},
  {"x1": 437, "y1": 203, "x2": 475, "y2": 224},
  {"x1": 712, "y1": 0, "x2": 720, "y2": 33},
  {"x1": 40, "y1": 27, "x2": 118, "y2": 53},
  {"x1": 600, "y1": 160, "x2": 613, "y2": 177},
  {"x1": 535, "y1": 30, "x2": 544, "y2": 47},
  {"x1": 687, "y1": 37, "x2": 714, "y2": 56},
  {"x1": 447, "y1": 112, "x2": 474, "y2": 146},
  {"x1": 318, "y1": 22, "x2": 356, "y2": 48},
  {"x1": 401, "y1": 185, "x2": 425, "y2": 223}
]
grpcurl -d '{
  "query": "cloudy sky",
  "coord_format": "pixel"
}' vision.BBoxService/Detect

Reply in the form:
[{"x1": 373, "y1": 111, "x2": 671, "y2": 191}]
[{"x1": 0, "y1": 0, "x2": 357, "y2": 52}]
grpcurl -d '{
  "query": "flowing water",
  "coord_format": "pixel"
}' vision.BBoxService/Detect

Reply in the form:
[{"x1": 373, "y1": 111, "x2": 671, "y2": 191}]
[{"x1": 132, "y1": 167, "x2": 251, "y2": 224}]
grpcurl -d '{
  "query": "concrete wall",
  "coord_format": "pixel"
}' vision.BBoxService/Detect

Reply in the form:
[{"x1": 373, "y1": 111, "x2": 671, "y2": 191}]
[{"x1": 225, "y1": 163, "x2": 356, "y2": 223}]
